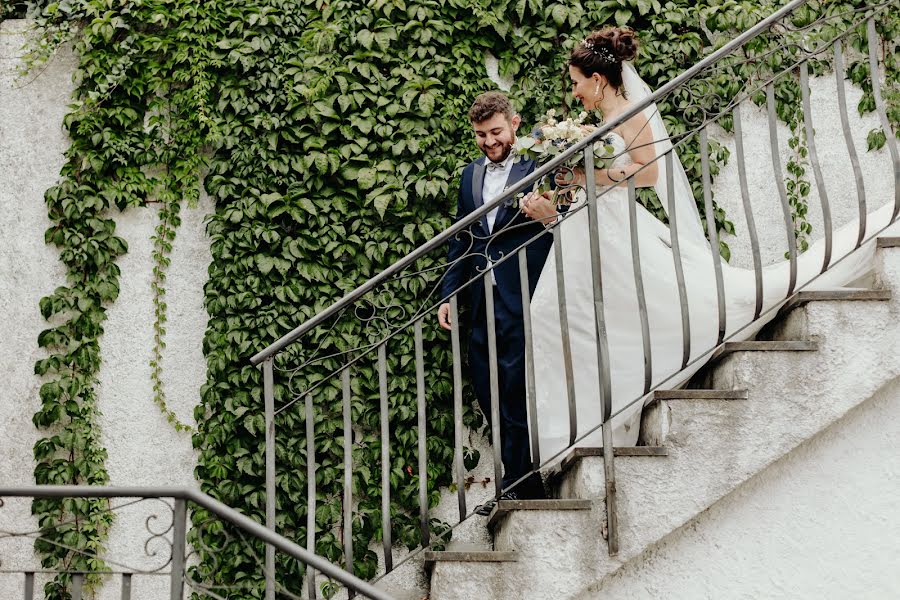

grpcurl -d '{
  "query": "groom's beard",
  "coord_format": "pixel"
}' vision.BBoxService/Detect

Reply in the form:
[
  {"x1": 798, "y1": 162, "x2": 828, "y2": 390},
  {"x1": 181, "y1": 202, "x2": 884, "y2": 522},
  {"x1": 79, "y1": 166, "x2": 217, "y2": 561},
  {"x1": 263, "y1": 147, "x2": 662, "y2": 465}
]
[{"x1": 481, "y1": 140, "x2": 514, "y2": 163}]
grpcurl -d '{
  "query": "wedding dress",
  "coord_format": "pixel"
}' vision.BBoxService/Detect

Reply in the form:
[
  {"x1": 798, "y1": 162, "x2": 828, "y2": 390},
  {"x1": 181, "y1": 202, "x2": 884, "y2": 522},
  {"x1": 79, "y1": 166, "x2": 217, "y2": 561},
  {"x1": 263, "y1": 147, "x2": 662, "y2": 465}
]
[{"x1": 529, "y1": 63, "x2": 897, "y2": 465}]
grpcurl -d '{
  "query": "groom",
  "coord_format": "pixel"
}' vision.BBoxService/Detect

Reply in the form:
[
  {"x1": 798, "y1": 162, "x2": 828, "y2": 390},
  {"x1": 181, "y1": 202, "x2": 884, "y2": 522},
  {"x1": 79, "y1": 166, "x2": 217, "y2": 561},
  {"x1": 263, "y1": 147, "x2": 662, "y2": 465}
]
[{"x1": 437, "y1": 92, "x2": 557, "y2": 513}]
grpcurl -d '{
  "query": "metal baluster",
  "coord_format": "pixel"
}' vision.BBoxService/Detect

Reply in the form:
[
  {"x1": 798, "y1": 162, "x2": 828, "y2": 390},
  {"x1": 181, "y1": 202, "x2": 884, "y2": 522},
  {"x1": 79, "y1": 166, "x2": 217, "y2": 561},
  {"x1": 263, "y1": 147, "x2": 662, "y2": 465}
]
[
  {"x1": 341, "y1": 368, "x2": 355, "y2": 599},
  {"x1": 305, "y1": 392, "x2": 317, "y2": 599},
  {"x1": 518, "y1": 249, "x2": 540, "y2": 468},
  {"x1": 767, "y1": 82, "x2": 799, "y2": 295},
  {"x1": 799, "y1": 61, "x2": 833, "y2": 273},
  {"x1": 732, "y1": 106, "x2": 764, "y2": 320},
  {"x1": 584, "y1": 144, "x2": 617, "y2": 556},
  {"x1": 627, "y1": 178, "x2": 653, "y2": 393},
  {"x1": 121, "y1": 574, "x2": 132, "y2": 600},
  {"x1": 483, "y1": 278, "x2": 504, "y2": 500},
  {"x1": 833, "y1": 41, "x2": 867, "y2": 248},
  {"x1": 700, "y1": 128, "x2": 727, "y2": 342},
  {"x1": 867, "y1": 18, "x2": 900, "y2": 222},
  {"x1": 414, "y1": 319, "x2": 429, "y2": 546},
  {"x1": 262, "y1": 358, "x2": 276, "y2": 600},
  {"x1": 664, "y1": 151, "x2": 692, "y2": 367},
  {"x1": 71, "y1": 574, "x2": 84, "y2": 600},
  {"x1": 170, "y1": 498, "x2": 187, "y2": 600},
  {"x1": 449, "y1": 296, "x2": 467, "y2": 518},
  {"x1": 553, "y1": 225, "x2": 578, "y2": 445},
  {"x1": 377, "y1": 344, "x2": 393, "y2": 571},
  {"x1": 23, "y1": 573, "x2": 33, "y2": 600}
]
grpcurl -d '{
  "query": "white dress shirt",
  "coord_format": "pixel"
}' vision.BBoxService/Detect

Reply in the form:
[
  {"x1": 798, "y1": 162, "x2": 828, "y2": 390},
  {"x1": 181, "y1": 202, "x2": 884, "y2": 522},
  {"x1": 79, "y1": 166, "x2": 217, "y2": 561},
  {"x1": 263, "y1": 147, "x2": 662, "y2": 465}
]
[
  {"x1": 482, "y1": 152, "x2": 516, "y2": 233},
  {"x1": 482, "y1": 152, "x2": 516, "y2": 285}
]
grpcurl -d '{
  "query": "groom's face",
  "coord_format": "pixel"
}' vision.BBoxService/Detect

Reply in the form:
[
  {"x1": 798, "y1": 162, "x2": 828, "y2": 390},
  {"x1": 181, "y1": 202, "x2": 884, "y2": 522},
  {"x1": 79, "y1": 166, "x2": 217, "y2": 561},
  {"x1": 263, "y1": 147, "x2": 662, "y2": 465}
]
[{"x1": 473, "y1": 112, "x2": 521, "y2": 163}]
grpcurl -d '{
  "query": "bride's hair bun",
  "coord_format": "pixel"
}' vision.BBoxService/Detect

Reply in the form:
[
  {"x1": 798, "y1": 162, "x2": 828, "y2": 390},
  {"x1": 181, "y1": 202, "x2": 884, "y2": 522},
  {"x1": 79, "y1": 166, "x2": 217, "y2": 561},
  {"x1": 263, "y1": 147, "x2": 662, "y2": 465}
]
[
  {"x1": 607, "y1": 26, "x2": 639, "y2": 62},
  {"x1": 571, "y1": 26, "x2": 639, "y2": 90},
  {"x1": 581, "y1": 26, "x2": 639, "y2": 62}
]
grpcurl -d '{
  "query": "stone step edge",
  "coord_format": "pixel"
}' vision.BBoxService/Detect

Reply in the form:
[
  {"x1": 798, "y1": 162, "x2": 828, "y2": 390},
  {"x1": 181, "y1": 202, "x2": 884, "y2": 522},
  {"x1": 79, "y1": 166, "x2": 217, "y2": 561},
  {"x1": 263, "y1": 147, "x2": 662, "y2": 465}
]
[
  {"x1": 653, "y1": 389, "x2": 749, "y2": 401},
  {"x1": 709, "y1": 340, "x2": 818, "y2": 363},
  {"x1": 877, "y1": 236, "x2": 900, "y2": 248},
  {"x1": 551, "y1": 446, "x2": 668, "y2": 484},
  {"x1": 779, "y1": 288, "x2": 892, "y2": 315},
  {"x1": 423, "y1": 550, "x2": 517, "y2": 570},
  {"x1": 487, "y1": 499, "x2": 592, "y2": 531}
]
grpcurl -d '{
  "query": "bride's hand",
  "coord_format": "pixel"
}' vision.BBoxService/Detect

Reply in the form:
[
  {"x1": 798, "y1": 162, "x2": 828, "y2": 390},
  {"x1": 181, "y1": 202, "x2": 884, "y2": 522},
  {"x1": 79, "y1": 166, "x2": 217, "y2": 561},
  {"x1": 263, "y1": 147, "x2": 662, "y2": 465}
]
[
  {"x1": 555, "y1": 168, "x2": 585, "y2": 188},
  {"x1": 522, "y1": 191, "x2": 558, "y2": 227}
]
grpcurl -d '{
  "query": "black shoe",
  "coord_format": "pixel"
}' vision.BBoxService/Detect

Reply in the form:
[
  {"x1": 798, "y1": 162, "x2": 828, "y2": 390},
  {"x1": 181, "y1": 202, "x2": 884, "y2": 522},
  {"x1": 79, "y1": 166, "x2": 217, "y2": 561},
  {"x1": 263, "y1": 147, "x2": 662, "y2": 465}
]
[{"x1": 474, "y1": 490, "x2": 520, "y2": 516}]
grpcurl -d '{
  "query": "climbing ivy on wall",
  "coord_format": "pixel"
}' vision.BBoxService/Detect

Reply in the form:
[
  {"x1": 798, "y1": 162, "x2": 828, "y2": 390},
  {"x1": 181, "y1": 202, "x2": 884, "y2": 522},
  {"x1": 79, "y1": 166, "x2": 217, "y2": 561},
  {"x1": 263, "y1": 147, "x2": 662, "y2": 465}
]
[
  {"x1": 12, "y1": 0, "x2": 896, "y2": 597},
  {"x1": 21, "y1": 0, "x2": 209, "y2": 597}
]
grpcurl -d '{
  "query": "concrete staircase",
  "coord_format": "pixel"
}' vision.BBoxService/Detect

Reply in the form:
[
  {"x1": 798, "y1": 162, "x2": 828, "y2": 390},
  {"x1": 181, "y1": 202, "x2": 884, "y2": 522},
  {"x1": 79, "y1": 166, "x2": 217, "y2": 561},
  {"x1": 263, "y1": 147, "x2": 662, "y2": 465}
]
[{"x1": 424, "y1": 236, "x2": 900, "y2": 599}]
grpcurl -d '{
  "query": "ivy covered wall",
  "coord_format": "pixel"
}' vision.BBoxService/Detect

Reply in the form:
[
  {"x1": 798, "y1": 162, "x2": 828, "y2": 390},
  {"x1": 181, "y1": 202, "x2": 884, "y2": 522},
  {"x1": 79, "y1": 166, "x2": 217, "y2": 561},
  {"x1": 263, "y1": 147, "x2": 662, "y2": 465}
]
[{"x1": 5, "y1": 0, "x2": 896, "y2": 598}]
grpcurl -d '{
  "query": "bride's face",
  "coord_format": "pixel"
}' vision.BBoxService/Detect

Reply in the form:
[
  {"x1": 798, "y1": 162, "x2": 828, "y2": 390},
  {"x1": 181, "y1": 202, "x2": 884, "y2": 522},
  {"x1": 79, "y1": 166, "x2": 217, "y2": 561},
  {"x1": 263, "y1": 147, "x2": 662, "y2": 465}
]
[{"x1": 569, "y1": 66, "x2": 603, "y2": 110}]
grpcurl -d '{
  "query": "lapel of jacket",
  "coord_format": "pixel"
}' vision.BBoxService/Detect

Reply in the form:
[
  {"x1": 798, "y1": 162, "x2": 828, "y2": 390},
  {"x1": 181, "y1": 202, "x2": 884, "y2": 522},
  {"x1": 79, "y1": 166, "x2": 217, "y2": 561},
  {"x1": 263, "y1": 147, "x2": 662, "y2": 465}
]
[
  {"x1": 471, "y1": 157, "x2": 488, "y2": 233},
  {"x1": 493, "y1": 157, "x2": 534, "y2": 231}
]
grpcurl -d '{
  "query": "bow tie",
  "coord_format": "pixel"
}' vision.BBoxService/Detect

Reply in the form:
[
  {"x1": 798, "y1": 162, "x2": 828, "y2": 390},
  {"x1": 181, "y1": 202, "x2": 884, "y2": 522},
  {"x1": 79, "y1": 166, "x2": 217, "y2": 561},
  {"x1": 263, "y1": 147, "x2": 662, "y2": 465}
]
[{"x1": 487, "y1": 160, "x2": 509, "y2": 172}]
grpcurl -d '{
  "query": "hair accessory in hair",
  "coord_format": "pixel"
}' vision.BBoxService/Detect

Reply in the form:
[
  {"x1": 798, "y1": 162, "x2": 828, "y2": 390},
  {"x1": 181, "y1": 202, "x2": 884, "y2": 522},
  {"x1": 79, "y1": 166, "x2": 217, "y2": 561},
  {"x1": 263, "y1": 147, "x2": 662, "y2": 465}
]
[{"x1": 581, "y1": 38, "x2": 619, "y2": 63}]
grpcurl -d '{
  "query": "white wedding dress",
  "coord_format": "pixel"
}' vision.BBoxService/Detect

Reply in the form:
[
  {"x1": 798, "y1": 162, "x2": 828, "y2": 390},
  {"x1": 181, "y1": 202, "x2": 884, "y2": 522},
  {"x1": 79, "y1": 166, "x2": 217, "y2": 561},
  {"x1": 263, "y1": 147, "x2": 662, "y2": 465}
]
[{"x1": 529, "y1": 66, "x2": 897, "y2": 465}]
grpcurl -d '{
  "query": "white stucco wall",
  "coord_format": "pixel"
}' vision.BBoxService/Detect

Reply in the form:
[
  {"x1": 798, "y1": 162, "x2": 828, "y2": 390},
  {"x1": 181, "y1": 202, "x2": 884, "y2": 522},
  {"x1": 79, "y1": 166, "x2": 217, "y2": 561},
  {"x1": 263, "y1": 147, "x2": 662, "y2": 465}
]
[
  {"x1": 1, "y1": 20, "x2": 207, "y2": 598},
  {"x1": 711, "y1": 71, "x2": 893, "y2": 269},
  {"x1": 589, "y1": 376, "x2": 900, "y2": 599}
]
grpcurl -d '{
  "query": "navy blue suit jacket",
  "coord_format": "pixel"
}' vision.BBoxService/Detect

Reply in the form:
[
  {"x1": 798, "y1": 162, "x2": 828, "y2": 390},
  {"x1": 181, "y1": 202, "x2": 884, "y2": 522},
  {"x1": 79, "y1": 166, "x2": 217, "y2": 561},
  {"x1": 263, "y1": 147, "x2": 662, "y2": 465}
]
[{"x1": 440, "y1": 156, "x2": 554, "y2": 322}]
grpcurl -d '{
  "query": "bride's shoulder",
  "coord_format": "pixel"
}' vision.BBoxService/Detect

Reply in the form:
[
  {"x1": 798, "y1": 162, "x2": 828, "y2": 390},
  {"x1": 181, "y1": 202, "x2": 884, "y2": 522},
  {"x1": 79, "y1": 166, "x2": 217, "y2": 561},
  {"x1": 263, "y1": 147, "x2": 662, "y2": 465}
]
[{"x1": 615, "y1": 105, "x2": 652, "y2": 142}]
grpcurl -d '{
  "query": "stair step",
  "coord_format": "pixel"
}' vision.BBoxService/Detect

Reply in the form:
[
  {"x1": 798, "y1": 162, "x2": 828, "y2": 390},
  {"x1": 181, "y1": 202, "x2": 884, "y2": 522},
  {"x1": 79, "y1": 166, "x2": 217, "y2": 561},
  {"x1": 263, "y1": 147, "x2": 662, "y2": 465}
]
[
  {"x1": 710, "y1": 340, "x2": 818, "y2": 362},
  {"x1": 877, "y1": 236, "x2": 900, "y2": 248},
  {"x1": 653, "y1": 389, "x2": 748, "y2": 401},
  {"x1": 549, "y1": 447, "x2": 668, "y2": 489},
  {"x1": 424, "y1": 550, "x2": 517, "y2": 570},
  {"x1": 779, "y1": 289, "x2": 891, "y2": 314},
  {"x1": 487, "y1": 499, "x2": 592, "y2": 530}
]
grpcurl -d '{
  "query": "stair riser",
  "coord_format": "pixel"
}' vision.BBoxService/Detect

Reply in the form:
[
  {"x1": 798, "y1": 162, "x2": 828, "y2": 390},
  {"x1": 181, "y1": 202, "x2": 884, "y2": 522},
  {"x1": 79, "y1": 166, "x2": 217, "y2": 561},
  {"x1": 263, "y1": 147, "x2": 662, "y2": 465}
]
[
  {"x1": 492, "y1": 509, "x2": 607, "y2": 598},
  {"x1": 877, "y1": 244, "x2": 900, "y2": 290},
  {"x1": 430, "y1": 562, "x2": 506, "y2": 600}
]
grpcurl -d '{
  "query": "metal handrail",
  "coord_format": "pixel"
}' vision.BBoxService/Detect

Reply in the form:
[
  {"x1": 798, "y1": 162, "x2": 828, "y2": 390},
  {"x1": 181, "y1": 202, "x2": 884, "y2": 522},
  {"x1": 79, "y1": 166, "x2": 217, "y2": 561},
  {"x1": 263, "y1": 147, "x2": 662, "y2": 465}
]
[
  {"x1": 249, "y1": 0, "x2": 809, "y2": 366},
  {"x1": 0, "y1": 486, "x2": 396, "y2": 600}
]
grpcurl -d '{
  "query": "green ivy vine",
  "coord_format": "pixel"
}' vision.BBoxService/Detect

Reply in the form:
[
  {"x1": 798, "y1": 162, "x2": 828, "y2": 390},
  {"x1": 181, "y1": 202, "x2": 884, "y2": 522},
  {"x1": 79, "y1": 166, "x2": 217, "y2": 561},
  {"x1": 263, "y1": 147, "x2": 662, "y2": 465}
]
[
  {"x1": 10, "y1": 0, "x2": 896, "y2": 598},
  {"x1": 20, "y1": 0, "x2": 209, "y2": 596}
]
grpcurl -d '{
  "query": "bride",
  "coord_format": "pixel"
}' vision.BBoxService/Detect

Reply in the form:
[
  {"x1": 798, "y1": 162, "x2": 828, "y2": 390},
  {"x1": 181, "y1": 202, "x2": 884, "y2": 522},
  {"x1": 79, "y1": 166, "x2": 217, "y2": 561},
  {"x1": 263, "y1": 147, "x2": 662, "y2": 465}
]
[{"x1": 521, "y1": 26, "x2": 894, "y2": 465}]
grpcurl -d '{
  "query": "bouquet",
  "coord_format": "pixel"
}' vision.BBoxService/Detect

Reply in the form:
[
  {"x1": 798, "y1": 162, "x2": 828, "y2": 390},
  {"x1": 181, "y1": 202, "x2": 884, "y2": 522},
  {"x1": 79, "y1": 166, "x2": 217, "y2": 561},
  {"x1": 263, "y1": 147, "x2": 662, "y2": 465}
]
[{"x1": 512, "y1": 109, "x2": 615, "y2": 200}]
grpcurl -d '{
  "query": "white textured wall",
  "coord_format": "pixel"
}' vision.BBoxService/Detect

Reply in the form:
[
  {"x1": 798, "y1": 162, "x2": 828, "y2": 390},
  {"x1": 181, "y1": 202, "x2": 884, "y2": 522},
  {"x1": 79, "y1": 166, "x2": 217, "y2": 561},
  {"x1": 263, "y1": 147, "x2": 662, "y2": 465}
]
[
  {"x1": 0, "y1": 18, "x2": 74, "y2": 597},
  {"x1": 590, "y1": 377, "x2": 900, "y2": 599},
  {"x1": 1, "y1": 20, "x2": 208, "y2": 598},
  {"x1": 712, "y1": 72, "x2": 893, "y2": 269}
]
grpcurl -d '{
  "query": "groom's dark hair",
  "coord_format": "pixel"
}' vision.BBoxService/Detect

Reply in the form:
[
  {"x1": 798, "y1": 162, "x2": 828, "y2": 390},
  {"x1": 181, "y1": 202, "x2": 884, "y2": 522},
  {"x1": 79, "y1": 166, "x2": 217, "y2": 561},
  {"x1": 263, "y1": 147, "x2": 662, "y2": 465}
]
[{"x1": 468, "y1": 92, "x2": 515, "y2": 124}]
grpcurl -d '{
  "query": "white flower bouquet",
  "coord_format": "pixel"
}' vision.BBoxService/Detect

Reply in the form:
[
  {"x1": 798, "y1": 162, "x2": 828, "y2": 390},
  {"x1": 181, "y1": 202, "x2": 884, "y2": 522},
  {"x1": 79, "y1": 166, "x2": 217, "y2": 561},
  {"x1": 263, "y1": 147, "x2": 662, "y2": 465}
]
[
  {"x1": 510, "y1": 109, "x2": 616, "y2": 204},
  {"x1": 515, "y1": 109, "x2": 615, "y2": 166}
]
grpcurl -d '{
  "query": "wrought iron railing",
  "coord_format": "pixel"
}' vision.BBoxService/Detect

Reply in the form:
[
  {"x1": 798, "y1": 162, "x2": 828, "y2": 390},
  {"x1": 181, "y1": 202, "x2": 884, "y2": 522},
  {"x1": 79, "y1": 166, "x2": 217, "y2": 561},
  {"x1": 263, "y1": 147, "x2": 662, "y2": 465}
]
[
  {"x1": 0, "y1": 486, "x2": 394, "y2": 600},
  {"x1": 245, "y1": 0, "x2": 898, "y2": 597}
]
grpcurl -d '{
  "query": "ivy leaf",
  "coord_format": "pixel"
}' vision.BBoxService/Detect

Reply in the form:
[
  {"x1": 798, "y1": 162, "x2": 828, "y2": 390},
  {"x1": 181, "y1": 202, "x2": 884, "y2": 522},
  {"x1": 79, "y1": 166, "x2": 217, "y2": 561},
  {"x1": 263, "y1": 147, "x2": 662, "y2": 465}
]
[
  {"x1": 373, "y1": 194, "x2": 391, "y2": 218},
  {"x1": 299, "y1": 198, "x2": 317, "y2": 214},
  {"x1": 550, "y1": 5, "x2": 568, "y2": 26},
  {"x1": 615, "y1": 9, "x2": 632, "y2": 26},
  {"x1": 867, "y1": 128, "x2": 886, "y2": 151},
  {"x1": 256, "y1": 256, "x2": 275, "y2": 275},
  {"x1": 417, "y1": 92, "x2": 435, "y2": 116},
  {"x1": 358, "y1": 30, "x2": 374, "y2": 50},
  {"x1": 358, "y1": 168, "x2": 378, "y2": 190},
  {"x1": 515, "y1": 0, "x2": 527, "y2": 19}
]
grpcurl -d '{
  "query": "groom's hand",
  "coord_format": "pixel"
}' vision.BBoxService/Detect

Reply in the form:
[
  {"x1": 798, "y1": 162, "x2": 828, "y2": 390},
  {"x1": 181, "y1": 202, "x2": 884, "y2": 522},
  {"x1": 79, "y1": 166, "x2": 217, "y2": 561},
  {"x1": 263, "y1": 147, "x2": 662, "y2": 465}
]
[{"x1": 437, "y1": 302, "x2": 452, "y2": 331}]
